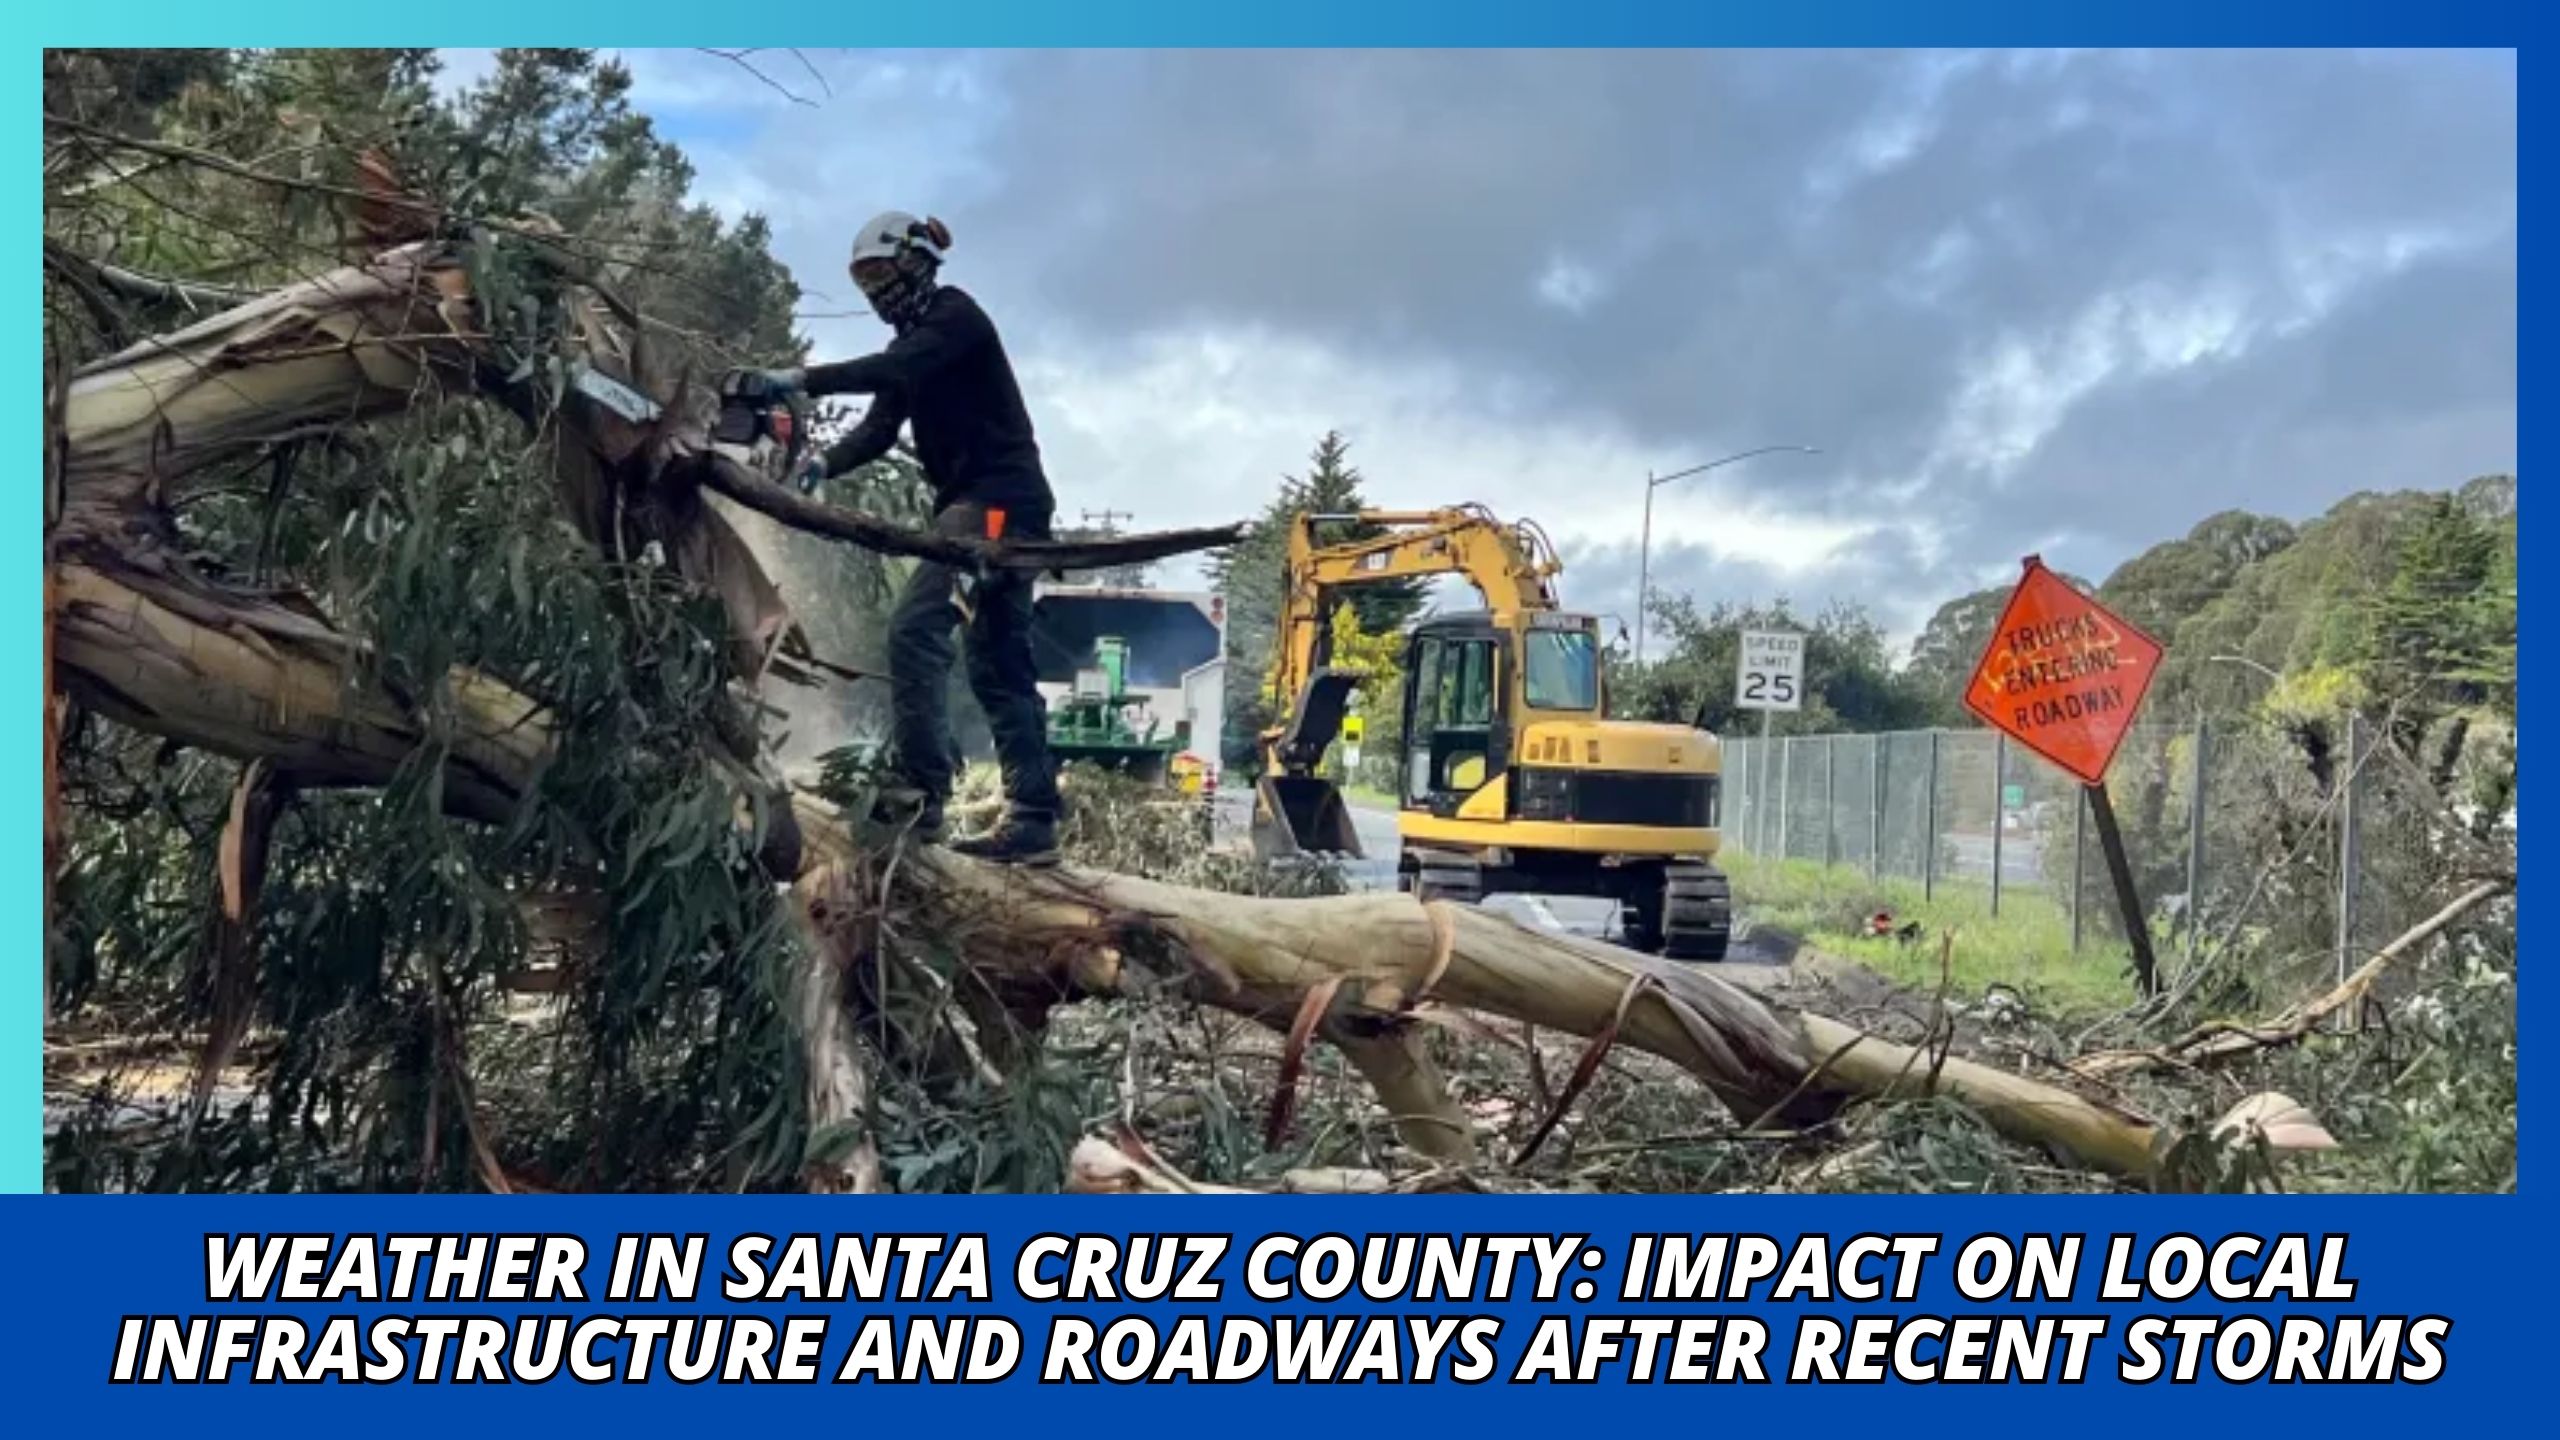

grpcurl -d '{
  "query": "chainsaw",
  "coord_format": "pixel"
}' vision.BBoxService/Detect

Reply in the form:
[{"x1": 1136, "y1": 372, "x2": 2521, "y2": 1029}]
[
  {"x1": 711, "y1": 373, "x2": 820, "y2": 491},
  {"x1": 559, "y1": 360, "x2": 818, "y2": 492}
]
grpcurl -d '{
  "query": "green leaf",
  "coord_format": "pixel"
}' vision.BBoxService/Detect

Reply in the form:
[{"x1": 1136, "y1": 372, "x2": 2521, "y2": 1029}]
[{"x1": 806, "y1": 1121, "x2": 870, "y2": 1170}]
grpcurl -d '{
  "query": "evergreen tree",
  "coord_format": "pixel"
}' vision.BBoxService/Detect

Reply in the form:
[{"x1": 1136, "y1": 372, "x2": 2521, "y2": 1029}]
[
  {"x1": 1205, "y1": 431, "x2": 1423, "y2": 768},
  {"x1": 2363, "y1": 493, "x2": 2508, "y2": 730}
]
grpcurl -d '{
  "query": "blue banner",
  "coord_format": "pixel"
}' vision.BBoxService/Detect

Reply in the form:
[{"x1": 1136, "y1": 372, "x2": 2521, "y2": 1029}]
[{"x1": 4, "y1": 1196, "x2": 2518, "y2": 1427}]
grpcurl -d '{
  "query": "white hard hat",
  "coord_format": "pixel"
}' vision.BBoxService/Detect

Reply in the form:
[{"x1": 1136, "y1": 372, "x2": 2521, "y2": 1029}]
[{"x1": 850, "y1": 211, "x2": 950, "y2": 270}]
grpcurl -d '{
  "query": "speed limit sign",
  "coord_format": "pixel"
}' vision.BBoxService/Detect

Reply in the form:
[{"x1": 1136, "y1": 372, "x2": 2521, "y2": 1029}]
[{"x1": 1737, "y1": 629, "x2": 1805, "y2": 712}]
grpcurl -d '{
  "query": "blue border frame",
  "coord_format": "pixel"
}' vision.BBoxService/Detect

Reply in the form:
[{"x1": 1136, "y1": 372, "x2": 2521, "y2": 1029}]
[
  {"x1": 12, "y1": 2, "x2": 2542, "y2": 46},
  {"x1": 11, "y1": 9, "x2": 2534, "y2": 1205}
]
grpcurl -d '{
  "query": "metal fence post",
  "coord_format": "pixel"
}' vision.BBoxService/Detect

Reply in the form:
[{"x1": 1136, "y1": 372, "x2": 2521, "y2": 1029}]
[
  {"x1": 1729, "y1": 739, "x2": 1746, "y2": 852},
  {"x1": 1747, "y1": 739, "x2": 1761, "y2": 855},
  {"x1": 1868, "y1": 733, "x2": 1884, "y2": 881},
  {"x1": 1737, "y1": 739, "x2": 1753, "y2": 854},
  {"x1": 1747, "y1": 740, "x2": 1759, "y2": 852},
  {"x1": 1923, "y1": 730, "x2": 1941, "y2": 902},
  {"x1": 1752, "y1": 739, "x2": 1764, "y2": 855},
  {"x1": 2185, "y1": 717, "x2": 2209, "y2": 964},
  {"x1": 1822, "y1": 735, "x2": 1837, "y2": 868},
  {"x1": 2070, "y1": 787, "x2": 2086, "y2": 951},
  {"x1": 1760, "y1": 738, "x2": 1771, "y2": 855},
  {"x1": 1990, "y1": 732, "x2": 2007, "y2": 917},
  {"x1": 2337, "y1": 711, "x2": 2363, "y2": 987},
  {"x1": 1778, "y1": 736, "x2": 1794, "y2": 861},
  {"x1": 1753, "y1": 738, "x2": 1763, "y2": 853}
]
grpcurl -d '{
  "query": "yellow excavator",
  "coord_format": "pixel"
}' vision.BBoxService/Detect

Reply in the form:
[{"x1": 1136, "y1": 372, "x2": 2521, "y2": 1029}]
[{"x1": 1250, "y1": 505, "x2": 1733, "y2": 960}]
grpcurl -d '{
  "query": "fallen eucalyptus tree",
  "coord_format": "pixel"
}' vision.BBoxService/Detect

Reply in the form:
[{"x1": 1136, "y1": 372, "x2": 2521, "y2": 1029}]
[{"x1": 45, "y1": 221, "x2": 2276, "y2": 1194}]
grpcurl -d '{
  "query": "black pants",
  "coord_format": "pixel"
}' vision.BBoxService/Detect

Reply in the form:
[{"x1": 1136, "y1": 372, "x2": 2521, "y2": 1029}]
[{"x1": 888, "y1": 502, "x2": 1061, "y2": 818}]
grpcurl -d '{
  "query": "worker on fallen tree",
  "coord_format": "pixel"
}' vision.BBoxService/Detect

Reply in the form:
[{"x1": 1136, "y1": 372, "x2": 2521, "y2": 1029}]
[{"x1": 725, "y1": 212, "x2": 1061, "y2": 865}]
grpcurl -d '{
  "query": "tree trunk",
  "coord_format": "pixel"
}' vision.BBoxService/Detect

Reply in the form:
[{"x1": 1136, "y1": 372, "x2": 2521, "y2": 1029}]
[{"x1": 856, "y1": 849, "x2": 2168, "y2": 1176}]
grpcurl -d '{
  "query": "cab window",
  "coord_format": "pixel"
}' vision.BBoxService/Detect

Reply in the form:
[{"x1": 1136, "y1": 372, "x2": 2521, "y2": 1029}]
[
  {"x1": 1410, "y1": 637, "x2": 1498, "y2": 801},
  {"x1": 1445, "y1": 639, "x2": 1494, "y2": 727},
  {"x1": 1524, "y1": 628, "x2": 1599, "y2": 710},
  {"x1": 1405, "y1": 636, "x2": 1444, "y2": 802}
]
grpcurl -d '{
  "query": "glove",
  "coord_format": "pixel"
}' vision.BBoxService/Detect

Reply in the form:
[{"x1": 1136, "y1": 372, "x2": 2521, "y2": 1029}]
[
  {"x1": 794, "y1": 456, "x2": 828, "y2": 496},
  {"x1": 720, "y1": 367, "x2": 806, "y2": 402}
]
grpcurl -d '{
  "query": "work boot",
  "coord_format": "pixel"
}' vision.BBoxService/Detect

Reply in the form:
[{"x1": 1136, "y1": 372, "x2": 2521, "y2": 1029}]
[
  {"x1": 949, "y1": 812, "x2": 1059, "y2": 868},
  {"x1": 869, "y1": 787, "x2": 946, "y2": 844}
]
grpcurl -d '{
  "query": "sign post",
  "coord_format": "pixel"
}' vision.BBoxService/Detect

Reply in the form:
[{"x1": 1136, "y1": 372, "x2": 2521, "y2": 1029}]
[
  {"x1": 1961, "y1": 556, "x2": 2167, "y2": 996},
  {"x1": 1736, "y1": 629, "x2": 1805, "y2": 743}
]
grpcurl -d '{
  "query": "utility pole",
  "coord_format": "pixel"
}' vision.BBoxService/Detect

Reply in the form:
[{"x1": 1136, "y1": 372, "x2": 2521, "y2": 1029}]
[
  {"x1": 1637, "y1": 470, "x2": 1654, "y2": 665},
  {"x1": 1074, "y1": 509, "x2": 1145, "y2": 587}
]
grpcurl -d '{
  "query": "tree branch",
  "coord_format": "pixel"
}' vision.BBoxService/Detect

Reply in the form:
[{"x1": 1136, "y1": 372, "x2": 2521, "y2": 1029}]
[
  {"x1": 691, "y1": 445, "x2": 1247, "y2": 573},
  {"x1": 2071, "y1": 878, "x2": 2513, "y2": 1080},
  {"x1": 46, "y1": 238, "x2": 260, "y2": 311},
  {"x1": 696, "y1": 49, "x2": 822, "y2": 108},
  {"x1": 47, "y1": 112, "x2": 436, "y2": 229}
]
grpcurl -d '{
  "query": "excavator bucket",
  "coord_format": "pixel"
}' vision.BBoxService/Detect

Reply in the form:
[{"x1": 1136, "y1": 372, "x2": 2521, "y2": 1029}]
[
  {"x1": 1251, "y1": 775, "x2": 1365, "y2": 860},
  {"x1": 1254, "y1": 666, "x2": 1367, "y2": 858}
]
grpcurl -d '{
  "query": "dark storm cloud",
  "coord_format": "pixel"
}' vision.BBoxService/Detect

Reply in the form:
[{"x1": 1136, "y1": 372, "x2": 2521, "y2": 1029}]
[
  {"x1": 1555, "y1": 533, "x2": 1936, "y2": 650},
  {"x1": 645, "y1": 47, "x2": 2511, "y2": 647},
  {"x1": 939, "y1": 48, "x2": 2512, "y2": 625}
]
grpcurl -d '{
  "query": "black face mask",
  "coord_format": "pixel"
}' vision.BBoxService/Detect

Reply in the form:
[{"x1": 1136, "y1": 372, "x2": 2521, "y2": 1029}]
[{"x1": 861, "y1": 256, "x2": 939, "y2": 331}]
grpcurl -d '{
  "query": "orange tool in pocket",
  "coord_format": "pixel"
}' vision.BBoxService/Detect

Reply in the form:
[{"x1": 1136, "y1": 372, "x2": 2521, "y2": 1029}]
[{"x1": 984, "y1": 506, "x2": 1008, "y2": 541}]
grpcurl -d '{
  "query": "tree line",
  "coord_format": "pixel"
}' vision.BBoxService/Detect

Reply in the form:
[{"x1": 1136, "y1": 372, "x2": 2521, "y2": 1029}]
[{"x1": 1214, "y1": 445, "x2": 2517, "y2": 783}]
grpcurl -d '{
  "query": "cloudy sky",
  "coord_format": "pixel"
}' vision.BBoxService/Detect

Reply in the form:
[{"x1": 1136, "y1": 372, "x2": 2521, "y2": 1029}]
[{"x1": 439, "y1": 48, "x2": 2516, "y2": 650}]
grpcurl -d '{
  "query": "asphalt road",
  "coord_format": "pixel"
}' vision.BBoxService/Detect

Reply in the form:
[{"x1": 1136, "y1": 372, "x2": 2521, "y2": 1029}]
[
  {"x1": 1218, "y1": 790, "x2": 1791, "y2": 965},
  {"x1": 1941, "y1": 827, "x2": 2051, "y2": 885}
]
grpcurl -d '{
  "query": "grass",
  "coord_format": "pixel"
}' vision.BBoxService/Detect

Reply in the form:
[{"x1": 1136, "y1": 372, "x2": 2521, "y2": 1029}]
[{"x1": 1720, "y1": 850, "x2": 2139, "y2": 1019}]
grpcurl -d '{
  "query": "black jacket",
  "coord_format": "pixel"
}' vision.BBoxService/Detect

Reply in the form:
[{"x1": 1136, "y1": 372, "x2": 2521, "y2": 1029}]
[{"x1": 805, "y1": 286, "x2": 1055, "y2": 522}]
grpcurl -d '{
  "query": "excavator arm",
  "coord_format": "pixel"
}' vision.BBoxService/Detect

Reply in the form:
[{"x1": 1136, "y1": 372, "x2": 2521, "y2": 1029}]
[
  {"x1": 1250, "y1": 507, "x2": 1569, "y2": 858},
  {"x1": 1264, "y1": 506, "x2": 1564, "y2": 765}
]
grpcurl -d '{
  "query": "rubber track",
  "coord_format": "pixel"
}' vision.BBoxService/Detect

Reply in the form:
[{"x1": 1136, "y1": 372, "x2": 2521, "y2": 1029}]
[{"x1": 1660, "y1": 862, "x2": 1732, "y2": 961}]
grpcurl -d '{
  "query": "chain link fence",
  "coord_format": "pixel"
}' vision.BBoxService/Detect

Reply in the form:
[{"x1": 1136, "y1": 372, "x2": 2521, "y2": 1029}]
[{"x1": 1722, "y1": 715, "x2": 2459, "y2": 984}]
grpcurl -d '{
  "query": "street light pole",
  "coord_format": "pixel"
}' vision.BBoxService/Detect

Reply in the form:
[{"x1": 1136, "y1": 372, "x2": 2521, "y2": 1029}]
[
  {"x1": 1637, "y1": 470, "x2": 1656, "y2": 664},
  {"x1": 1632, "y1": 445, "x2": 1821, "y2": 665}
]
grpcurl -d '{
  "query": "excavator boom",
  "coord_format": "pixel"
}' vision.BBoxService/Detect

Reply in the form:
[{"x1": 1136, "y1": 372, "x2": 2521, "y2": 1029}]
[
  {"x1": 1263, "y1": 506, "x2": 1567, "y2": 761},
  {"x1": 1252, "y1": 505, "x2": 1583, "y2": 857}
]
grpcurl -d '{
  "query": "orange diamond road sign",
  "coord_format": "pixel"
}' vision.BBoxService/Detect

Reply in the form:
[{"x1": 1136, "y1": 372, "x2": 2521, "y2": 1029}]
[{"x1": 1962, "y1": 555, "x2": 2165, "y2": 785}]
